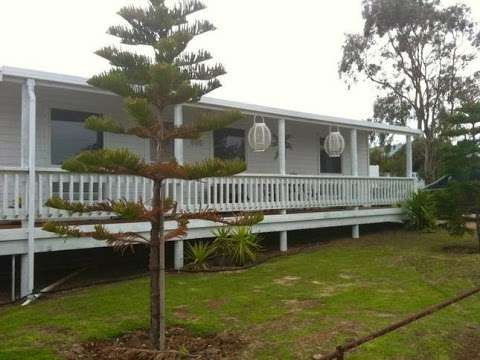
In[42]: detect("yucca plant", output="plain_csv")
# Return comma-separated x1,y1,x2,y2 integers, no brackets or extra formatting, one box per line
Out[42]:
213,226,261,266
185,241,216,270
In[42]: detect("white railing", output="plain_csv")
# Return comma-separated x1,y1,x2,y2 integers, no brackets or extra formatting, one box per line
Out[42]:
0,167,415,221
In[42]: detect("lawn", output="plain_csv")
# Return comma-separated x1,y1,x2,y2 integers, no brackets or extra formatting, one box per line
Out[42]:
1,227,480,359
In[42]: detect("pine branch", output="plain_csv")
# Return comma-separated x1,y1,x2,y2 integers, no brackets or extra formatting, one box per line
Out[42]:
85,116,126,134
192,79,222,99
88,70,145,98
124,97,156,128
165,110,242,140
178,20,215,36
45,197,149,221
42,222,149,249
183,158,247,179
175,50,212,67
171,0,207,22
154,32,193,64
144,161,188,180
62,149,147,177
95,47,151,81
182,63,226,81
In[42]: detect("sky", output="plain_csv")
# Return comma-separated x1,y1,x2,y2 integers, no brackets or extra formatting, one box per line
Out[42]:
1,0,480,121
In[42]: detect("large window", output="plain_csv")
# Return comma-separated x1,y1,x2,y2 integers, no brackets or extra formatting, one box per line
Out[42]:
320,137,342,174
214,128,245,161
51,109,103,165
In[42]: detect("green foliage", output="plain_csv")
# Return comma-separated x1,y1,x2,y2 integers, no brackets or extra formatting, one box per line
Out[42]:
442,102,480,141
403,191,437,231
439,140,480,182
85,115,126,134
183,158,247,180
213,226,262,266
340,0,480,182
185,241,216,270
62,149,145,176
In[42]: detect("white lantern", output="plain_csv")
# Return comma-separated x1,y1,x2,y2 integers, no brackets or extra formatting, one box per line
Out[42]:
248,115,272,152
324,128,345,157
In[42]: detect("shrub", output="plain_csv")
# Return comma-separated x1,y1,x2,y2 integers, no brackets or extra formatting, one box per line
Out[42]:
212,226,262,266
432,182,473,236
185,241,216,270
403,191,437,231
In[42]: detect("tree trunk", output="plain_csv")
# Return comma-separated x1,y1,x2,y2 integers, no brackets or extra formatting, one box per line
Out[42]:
424,137,436,184
149,180,166,350
476,212,480,253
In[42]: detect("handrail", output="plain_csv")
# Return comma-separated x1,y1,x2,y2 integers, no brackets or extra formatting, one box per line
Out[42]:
0,166,414,181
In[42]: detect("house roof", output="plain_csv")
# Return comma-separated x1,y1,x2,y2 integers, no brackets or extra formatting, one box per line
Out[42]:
0,65,422,136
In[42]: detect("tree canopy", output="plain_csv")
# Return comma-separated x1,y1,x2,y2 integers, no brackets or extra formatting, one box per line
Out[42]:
340,0,480,182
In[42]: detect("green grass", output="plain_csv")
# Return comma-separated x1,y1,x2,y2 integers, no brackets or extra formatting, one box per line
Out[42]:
1,228,480,359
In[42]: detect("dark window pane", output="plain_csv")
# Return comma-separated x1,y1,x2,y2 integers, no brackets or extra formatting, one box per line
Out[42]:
214,128,245,161
51,109,103,165
320,137,342,173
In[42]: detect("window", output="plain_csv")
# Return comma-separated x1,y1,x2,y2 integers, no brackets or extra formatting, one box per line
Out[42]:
51,109,103,165
214,128,245,161
320,137,342,174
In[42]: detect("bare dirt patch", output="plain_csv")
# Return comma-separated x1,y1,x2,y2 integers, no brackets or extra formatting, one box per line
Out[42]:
207,298,227,310
273,276,301,286
454,326,480,360
65,327,246,360
441,244,479,255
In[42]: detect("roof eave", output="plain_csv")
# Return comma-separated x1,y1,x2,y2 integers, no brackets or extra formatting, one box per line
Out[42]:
0,66,422,136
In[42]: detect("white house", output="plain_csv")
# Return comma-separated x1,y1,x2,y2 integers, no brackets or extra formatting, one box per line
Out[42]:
0,66,421,299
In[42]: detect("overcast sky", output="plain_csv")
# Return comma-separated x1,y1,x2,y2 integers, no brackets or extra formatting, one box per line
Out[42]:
1,0,480,121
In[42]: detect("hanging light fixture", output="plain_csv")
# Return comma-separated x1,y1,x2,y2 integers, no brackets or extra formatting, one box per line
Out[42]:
324,127,345,157
248,114,272,152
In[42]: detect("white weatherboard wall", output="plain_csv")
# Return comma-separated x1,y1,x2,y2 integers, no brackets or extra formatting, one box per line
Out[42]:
182,107,370,176
0,82,369,175
0,83,150,167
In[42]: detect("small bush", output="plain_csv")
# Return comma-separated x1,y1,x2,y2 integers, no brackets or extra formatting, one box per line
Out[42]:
185,241,216,270
213,226,262,266
403,191,437,231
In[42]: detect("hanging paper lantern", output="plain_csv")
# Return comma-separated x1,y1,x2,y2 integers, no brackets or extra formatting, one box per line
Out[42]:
324,129,345,157
248,115,272,152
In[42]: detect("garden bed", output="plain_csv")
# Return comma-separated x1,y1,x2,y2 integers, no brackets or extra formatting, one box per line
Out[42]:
65,327,245,360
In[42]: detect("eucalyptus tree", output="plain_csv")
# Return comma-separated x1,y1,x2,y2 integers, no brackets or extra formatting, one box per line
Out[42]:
42,0,262,350
339,0,480,182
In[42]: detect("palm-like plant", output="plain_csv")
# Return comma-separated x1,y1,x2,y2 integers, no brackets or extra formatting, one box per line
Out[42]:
185,241,216,270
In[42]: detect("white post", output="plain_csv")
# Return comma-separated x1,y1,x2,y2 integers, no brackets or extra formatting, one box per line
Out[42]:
278,118,286,175
406,135,413,178
11,255,16,301
350,128,358,177
20,254,29,298
174,105,184,165
173,105,184,269
350,128,360,239
278,118,288,252
20,79,36,298
174,240,184,271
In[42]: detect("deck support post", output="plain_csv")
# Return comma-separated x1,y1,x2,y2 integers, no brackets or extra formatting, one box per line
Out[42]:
350,128,360,239
174,240,184,271
20,253,29,298
11,255,16,301
20,79,36,299
406,135,413,178
278,118,288,252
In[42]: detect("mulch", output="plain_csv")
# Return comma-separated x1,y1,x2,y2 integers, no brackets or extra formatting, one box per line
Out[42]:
64,327,246,360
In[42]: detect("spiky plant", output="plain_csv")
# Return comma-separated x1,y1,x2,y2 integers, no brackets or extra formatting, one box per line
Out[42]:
41,0,263,351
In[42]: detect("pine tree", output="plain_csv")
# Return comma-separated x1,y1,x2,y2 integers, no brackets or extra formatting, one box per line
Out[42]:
42,0,263,351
